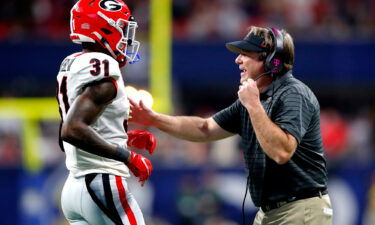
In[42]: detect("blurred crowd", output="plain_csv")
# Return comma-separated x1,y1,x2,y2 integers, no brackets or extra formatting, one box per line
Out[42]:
1,0,375,42
173,0,375,41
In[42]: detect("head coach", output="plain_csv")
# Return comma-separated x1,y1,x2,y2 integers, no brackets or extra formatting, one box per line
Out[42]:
129,25,333,225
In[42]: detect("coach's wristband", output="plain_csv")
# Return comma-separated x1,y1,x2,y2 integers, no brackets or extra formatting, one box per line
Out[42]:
115,144,131,163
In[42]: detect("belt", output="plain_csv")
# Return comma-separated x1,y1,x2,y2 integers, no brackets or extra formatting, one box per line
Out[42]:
260,189,328,213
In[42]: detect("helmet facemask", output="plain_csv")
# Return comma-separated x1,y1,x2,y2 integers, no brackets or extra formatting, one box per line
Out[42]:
97,11,140,64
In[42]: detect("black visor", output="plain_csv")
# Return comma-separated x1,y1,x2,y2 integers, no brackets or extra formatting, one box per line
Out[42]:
226,33,268,54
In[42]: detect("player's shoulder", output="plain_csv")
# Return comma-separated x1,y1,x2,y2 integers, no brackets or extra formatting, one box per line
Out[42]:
278,76,319,107
58,52,82,73
72,52,119,68
75,52,117,62
67,52,121,78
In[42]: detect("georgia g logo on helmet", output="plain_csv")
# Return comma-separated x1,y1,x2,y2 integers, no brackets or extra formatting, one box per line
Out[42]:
99,0,122,11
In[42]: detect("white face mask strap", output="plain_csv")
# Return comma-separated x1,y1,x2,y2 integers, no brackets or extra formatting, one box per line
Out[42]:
97,11,115,27
124,21,136,40
97,11,124,35
92,31,116,58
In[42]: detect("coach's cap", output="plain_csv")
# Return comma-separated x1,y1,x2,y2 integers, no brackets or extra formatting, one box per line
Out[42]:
226,33,269,54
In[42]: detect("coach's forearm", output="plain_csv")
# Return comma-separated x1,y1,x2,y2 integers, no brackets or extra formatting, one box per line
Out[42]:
151,113,213,142
246,102,296,164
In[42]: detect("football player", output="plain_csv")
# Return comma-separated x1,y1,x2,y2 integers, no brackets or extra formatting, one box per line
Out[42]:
56,0,156,224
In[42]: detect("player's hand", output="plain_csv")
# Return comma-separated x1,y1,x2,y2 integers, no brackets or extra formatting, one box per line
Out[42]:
238,78,261,110
126,152,152,186
128,98,157,126
127,130,156,154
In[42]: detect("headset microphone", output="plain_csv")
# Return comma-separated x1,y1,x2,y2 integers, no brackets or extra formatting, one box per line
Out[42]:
253,71,272,81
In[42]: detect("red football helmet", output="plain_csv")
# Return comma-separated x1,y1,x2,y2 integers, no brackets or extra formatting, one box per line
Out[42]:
70,0,140,65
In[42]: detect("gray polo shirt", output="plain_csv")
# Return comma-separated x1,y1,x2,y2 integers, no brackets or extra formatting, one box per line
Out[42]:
213,72,328,207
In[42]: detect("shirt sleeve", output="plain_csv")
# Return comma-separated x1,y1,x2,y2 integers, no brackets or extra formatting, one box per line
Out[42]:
273,92,314,143
212,100,242,134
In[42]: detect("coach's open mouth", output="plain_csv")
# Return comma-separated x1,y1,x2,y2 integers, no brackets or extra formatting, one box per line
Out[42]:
240,67,247,75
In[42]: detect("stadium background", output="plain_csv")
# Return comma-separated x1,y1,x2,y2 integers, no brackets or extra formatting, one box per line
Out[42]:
1,0,375,224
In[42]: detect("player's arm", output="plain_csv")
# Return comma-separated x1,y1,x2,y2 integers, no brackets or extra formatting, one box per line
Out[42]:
61,80,130,162
129,98,234,142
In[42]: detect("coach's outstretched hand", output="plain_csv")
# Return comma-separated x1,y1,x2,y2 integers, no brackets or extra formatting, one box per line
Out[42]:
126,152,152,186
127,130,156,154
128,98,157,127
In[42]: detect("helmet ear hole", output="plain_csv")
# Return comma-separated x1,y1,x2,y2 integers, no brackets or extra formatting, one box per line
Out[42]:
101,28,112,35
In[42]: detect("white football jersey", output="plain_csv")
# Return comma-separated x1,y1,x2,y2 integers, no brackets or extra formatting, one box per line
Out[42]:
57,52,130,178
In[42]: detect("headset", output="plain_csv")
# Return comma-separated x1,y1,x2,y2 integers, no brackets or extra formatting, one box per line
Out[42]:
241,28,284,225
265,27,284,74
253,28,284,81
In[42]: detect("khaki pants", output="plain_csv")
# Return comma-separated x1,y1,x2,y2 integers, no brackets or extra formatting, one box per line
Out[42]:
253,194,333,225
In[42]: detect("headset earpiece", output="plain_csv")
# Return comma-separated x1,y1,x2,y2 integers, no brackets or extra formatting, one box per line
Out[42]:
264,28,284,76
259,52,267,61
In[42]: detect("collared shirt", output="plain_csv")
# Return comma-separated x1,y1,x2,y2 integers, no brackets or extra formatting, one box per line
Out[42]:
213,71,328,207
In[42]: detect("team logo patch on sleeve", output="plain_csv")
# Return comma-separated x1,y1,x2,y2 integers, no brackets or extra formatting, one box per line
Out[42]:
99,0,122,11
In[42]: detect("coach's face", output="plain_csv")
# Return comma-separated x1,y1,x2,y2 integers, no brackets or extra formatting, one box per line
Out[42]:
235,51,264,84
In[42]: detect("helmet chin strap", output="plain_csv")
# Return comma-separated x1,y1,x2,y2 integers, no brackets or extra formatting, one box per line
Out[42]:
92,31,117,58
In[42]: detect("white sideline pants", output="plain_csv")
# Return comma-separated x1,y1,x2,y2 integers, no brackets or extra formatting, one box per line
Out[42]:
61,173,145,225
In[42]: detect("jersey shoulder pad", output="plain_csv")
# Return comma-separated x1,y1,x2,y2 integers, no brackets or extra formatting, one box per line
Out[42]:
69,52,121,82
58,52,83,73
67,52,122,97
70,52,121,78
